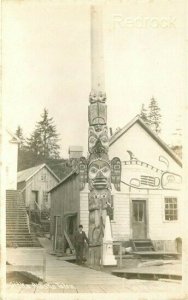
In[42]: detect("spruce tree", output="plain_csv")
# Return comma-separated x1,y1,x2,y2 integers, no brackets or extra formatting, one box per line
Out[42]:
15,126,25,150
26,109,61,160
147,97,161,134
139,104,149,125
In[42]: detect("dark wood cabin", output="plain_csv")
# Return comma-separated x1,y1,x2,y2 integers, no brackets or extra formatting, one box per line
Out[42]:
49,171,80,254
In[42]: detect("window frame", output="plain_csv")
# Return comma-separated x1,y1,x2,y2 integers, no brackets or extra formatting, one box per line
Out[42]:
43,191,48,203
164,197,178,222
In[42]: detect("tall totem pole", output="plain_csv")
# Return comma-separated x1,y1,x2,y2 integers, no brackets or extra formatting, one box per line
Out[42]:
87,6,110,265
78,6,121,266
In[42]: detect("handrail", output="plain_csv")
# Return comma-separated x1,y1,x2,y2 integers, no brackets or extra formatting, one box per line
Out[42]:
18,180,33,195
33,199,41,222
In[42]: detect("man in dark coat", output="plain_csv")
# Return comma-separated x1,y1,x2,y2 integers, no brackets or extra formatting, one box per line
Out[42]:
74,225,89,264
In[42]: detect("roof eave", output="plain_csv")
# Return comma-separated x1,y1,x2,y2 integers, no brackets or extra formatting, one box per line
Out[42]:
109,115,182,167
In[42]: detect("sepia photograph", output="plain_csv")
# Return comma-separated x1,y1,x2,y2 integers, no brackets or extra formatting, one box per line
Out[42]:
0,0,187,299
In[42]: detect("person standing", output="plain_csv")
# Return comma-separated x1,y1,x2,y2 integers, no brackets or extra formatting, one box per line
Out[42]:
74,225,89,264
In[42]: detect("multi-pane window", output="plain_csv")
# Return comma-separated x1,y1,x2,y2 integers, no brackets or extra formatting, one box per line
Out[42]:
133,202,144,222
165,197,178,221
43,191,48,202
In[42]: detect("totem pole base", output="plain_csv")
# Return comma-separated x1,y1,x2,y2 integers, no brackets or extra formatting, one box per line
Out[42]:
88,244,102,266
102,215,117,266
102,242,117,266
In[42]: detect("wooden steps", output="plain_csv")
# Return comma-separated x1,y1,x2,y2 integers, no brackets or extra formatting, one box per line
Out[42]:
130,239,155,252
6,190,41,247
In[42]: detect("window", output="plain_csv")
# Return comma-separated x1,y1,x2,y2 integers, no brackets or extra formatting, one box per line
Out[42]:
165,197,178,221
133,202,144,222
41,174,47,181
43,191,48,202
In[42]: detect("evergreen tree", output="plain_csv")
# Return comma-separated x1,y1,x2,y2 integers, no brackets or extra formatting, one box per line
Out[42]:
26,109,61,160
15,126,25,150
147,97,161,134
139,104,149,125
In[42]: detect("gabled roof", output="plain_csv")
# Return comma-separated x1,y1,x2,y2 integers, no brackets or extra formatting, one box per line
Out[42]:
109,115,182,167
48,170,79,193
17,163,60,183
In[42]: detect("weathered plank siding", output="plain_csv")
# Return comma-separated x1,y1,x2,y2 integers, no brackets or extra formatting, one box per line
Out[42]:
50,173,80,247
25,166,59,209
111,192,131,241
80,186,89,235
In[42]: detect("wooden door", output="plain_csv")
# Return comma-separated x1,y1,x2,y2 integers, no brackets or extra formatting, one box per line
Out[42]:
132,200,147,239
66,215,77,245
53,216,62,251
31,191,39,210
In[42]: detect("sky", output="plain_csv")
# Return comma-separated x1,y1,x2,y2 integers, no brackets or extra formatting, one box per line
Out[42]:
2,0,186,158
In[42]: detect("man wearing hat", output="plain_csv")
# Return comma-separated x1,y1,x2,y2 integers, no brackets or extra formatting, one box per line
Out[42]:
74,225,89,265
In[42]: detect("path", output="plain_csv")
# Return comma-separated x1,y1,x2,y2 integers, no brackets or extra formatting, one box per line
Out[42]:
6,238,183,297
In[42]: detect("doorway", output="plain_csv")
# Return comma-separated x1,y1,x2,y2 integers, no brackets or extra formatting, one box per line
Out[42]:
132,200,147,239
65,214,77,249
53,216,63,251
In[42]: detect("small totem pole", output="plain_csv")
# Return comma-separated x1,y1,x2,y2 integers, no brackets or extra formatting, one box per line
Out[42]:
78,6,122,266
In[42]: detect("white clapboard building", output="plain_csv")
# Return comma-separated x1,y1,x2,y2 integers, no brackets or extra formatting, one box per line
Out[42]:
79,116,182,252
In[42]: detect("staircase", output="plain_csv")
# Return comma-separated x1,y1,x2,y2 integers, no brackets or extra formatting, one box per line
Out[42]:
6,190,41,247
130,239,155,252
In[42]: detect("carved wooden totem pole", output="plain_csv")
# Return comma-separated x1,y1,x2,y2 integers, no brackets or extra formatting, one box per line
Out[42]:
78,6,122,265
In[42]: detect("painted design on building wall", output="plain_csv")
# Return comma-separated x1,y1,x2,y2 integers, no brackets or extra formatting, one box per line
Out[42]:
161,172,182,190
111,157,121,191
127,150,138,161
122,153,182,190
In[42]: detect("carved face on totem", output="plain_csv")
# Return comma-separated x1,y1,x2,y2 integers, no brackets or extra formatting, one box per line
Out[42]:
88,102,107,126
88,190,111,211
88,126,109,154
88,158,111,190
89,90,106,104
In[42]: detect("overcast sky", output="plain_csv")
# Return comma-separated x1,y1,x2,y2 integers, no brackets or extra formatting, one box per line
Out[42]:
2,0,186,158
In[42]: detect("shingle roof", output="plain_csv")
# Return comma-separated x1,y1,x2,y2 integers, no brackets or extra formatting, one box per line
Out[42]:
48,170,79,193
17,163,60,183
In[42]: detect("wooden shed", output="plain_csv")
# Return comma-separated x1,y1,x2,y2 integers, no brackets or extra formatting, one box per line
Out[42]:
49,170,81,253
17,163,60,211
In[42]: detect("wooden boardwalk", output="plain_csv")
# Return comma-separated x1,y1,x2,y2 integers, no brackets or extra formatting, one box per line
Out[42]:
112,261,182,280
6,240,183,296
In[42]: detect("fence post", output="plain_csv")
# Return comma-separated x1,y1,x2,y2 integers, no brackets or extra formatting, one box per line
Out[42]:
119,242,122,268
43,249,46,283
100,242,103,268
